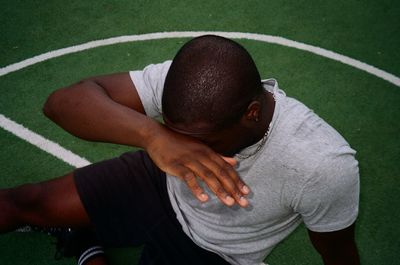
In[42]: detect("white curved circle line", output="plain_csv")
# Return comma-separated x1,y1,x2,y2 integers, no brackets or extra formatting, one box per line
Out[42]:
1,31,399,87
1,31,399,168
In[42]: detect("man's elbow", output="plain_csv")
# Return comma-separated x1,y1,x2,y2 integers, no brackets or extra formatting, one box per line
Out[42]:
42,80,86,120
43,89,61,120
43,87,76,121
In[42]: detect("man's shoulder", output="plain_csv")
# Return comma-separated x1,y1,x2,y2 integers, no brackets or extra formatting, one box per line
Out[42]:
263,94,357,182
276,94,351,153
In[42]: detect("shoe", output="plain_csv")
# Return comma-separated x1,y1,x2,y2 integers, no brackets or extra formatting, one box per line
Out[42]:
29,226,104,263
31,226,77,259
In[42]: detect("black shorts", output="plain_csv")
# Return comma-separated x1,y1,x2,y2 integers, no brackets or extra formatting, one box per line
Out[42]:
74,150,230,265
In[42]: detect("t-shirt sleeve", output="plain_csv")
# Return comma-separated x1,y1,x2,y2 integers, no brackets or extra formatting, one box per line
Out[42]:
294,150,360,232
129,60,172,118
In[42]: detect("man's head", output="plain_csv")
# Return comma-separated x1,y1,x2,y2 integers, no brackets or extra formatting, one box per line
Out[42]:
162,35,268,155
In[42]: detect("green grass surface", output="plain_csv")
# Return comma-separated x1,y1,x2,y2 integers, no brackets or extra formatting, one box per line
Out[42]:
1,1,399,264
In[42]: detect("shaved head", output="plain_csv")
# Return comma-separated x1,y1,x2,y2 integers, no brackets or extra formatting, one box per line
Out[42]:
162,35,263,133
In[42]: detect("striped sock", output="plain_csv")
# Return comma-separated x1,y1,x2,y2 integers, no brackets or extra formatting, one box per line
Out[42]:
77,246,105,265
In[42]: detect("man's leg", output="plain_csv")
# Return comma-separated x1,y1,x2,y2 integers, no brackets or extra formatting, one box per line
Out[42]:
0,173,106,264
73,150,230,264
0,172,90,232
0,151,153,264
1,150,230,264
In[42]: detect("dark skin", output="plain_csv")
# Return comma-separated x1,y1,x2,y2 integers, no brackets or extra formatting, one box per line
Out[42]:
0,72,359,264
42,73,249,207
161,89,275,205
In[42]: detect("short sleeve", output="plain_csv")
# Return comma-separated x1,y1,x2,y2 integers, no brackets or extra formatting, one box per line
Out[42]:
129,60,172,118
294,151,360,232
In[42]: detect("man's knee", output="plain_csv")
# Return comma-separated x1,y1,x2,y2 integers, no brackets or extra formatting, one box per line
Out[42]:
11,183,46,213
0,183,47,231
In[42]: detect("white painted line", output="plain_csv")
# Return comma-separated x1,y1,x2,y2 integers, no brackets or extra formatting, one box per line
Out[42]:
0,114,90,168
1,31,399,87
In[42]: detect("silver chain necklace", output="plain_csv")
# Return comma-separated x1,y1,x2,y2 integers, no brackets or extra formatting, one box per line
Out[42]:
235,123,271,160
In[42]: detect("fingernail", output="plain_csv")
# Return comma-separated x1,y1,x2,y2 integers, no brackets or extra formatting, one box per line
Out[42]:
199,193,208,201
239,196,249,207
226,196,235,205
242,185,250,194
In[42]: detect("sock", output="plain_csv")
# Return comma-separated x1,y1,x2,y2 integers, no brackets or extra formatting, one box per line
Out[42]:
77,245,105,265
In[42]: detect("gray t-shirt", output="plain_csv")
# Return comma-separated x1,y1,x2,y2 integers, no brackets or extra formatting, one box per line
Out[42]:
130,61,360,265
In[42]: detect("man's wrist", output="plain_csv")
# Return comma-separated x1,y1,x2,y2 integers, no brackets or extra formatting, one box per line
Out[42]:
137,118,165,150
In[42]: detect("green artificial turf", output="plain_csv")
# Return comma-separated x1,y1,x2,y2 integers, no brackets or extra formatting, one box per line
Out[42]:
1,1,399,264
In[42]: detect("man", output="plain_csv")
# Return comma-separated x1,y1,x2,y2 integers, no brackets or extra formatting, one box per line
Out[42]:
0,35,360,264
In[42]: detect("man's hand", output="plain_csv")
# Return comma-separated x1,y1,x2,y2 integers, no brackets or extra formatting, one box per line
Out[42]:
44,73,249,207
144,124,250,207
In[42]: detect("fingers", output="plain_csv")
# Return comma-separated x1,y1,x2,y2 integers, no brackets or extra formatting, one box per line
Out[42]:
220,156,250,195
170,163,209,202
221,156,237,167
170,157,249,207
146,129,250,207
187,160,237,206
186,154,250,207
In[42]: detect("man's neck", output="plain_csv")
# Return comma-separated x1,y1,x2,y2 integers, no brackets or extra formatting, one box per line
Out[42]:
257,90,275,140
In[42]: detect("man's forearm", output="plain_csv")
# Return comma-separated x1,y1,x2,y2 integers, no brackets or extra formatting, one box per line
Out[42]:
43,80,159,148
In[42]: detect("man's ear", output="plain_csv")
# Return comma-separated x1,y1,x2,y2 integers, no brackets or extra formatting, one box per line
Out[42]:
245,101,262,122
